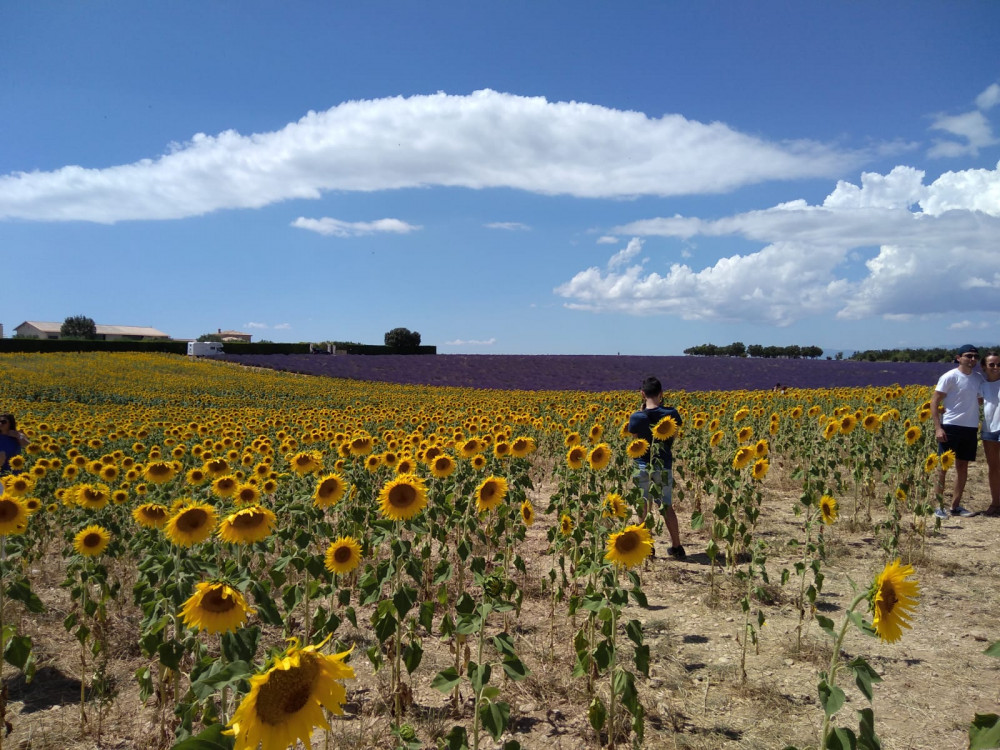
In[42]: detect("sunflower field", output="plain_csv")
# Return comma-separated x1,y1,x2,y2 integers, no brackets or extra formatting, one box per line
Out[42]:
1,352,998,750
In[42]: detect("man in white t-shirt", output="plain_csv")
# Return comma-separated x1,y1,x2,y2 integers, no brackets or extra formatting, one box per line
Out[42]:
931,344,983,518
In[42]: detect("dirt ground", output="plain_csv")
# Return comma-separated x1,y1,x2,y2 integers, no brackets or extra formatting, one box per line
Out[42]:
6,456,1000,750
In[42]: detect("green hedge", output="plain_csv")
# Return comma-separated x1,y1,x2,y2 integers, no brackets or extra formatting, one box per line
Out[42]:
217,342,311,355
0,339,188,354
330,343,437,355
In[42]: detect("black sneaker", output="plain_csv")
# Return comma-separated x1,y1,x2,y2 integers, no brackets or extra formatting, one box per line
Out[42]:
667,545,686,561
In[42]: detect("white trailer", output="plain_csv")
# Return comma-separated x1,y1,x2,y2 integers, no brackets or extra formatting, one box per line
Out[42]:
187,341,223,357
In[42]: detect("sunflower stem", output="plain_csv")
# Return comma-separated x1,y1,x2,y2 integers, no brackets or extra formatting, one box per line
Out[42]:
819,589,868,749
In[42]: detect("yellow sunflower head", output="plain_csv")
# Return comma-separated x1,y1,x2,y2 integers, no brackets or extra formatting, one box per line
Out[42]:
587,444,611,471
905,425,922,446
324,536,363,574
2,474,34,498
733,407,750,423
732,446,754,470
76,482,111,510
737,426,754,443
493,441,511,459
143,461,178,484
211,475,239,498
605,524,653,568
923,453,938,474
218,506,276,544
133,503,169,529
180,581,254,634
751,458,770,481
470,454,487,470
652,416,678,441
510,437,536,458
564,432,581,448
566,446,586,470
226,639,355,750
602,493,628,519
74,524,111,557
823,420,840,440
754,439,769,457
165,503,218,547
520,500,535,527
203,458,230,478
819,495,838,524
869,559,919,643
233,482,262,506
313,473,348,508
430,454,456,479
186,468,209,486
862,414,882,432
475,476,508,513
709,430,725,448
378,475,429,521
0,496,29,536
626,439,650,459
939,449,956,472
559,514,573,536
839,415,858,435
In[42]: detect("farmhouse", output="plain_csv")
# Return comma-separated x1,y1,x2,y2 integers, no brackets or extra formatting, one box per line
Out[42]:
14,321,170,341
213,328,252,343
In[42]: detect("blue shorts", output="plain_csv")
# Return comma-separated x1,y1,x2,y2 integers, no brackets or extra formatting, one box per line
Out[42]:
982,429,1000,443
635,464,674,507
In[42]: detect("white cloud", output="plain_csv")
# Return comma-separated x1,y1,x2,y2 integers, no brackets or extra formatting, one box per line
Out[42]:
291,217,421,237
274,323,291,330
556,162,1000,324
607,237,644,269
596,236,618,244
0,90,863,223
444,337,497,346
948,320,991,330
244,321,293,330
245,322,269,329
485,221,530,231
976,83,1000,111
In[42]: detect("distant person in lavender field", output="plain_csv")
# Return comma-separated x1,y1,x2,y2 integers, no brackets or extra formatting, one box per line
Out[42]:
978,351,1000,517
931,345,983,519
628,376,685,560
0,414,29,475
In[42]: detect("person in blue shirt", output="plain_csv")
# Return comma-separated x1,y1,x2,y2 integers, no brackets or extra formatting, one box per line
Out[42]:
0,414,29,475
627,376,685,560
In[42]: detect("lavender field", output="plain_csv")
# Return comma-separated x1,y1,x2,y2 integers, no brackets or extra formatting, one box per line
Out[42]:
220,353,955,391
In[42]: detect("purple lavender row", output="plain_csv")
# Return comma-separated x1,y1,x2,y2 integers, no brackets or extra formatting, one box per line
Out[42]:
216,354,953,393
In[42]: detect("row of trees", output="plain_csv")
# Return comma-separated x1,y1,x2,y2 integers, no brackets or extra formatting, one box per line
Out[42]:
683,342,825,359
849,347,998,363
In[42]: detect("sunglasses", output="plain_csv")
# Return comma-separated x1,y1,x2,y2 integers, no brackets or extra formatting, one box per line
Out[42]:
961,353,979,359
987,363,1000,369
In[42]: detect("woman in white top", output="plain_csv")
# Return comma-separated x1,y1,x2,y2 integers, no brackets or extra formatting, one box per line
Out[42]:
978,351,1000,516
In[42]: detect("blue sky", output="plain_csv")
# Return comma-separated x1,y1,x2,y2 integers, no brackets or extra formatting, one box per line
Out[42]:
2,2,999,355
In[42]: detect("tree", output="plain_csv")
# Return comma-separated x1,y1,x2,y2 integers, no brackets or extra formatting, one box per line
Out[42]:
60,315,97,339
384,327,421,351
197,333,224,343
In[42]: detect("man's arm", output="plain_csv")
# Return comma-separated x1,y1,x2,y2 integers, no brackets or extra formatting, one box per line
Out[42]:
930,389,946,443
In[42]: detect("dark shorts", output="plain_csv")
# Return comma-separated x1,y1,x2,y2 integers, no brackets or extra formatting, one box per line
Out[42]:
939,424,978,462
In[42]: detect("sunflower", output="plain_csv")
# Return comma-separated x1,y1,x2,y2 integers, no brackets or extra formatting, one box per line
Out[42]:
732,446,754,470
395,457,418,475
430,454,456,479
378,475,429,521
203,458,230,478
233,482,262,506
559,514,573,535
822,420,840,440
819,495,839,525
76,482,111,510
588,424,604,443
218,506,276,544
226,638,355,750
313,473,348,508
457,438,483,458
605,524,653,568
133,503,169,529
709,430,725,448
869,559,920,643
186,468,209,486
510,437,536,458
289,451,324,476
862,414,882,432
0,497,29,536
23,497,42,514
602,493,628,519
165,503,218,547
348,435,374,456
587,444,611,471
180,581,253,634
470,454,487,470
751,458,770,481
626,439,649,459
144,461,178,484
475,476,508,513
324,536,363,574
904,425,922,446
212,474,239,499
923,453,938,474
74,524,111,557
566,446,587,470
651,416,678,441
733,407,750,423
493,441,511,459
736,426,754,443
939,449,956,472
111,489,129,505
564,432,581,448
894,487,908,505
520,499,535,526
839,415,858,435
1,475,33,498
